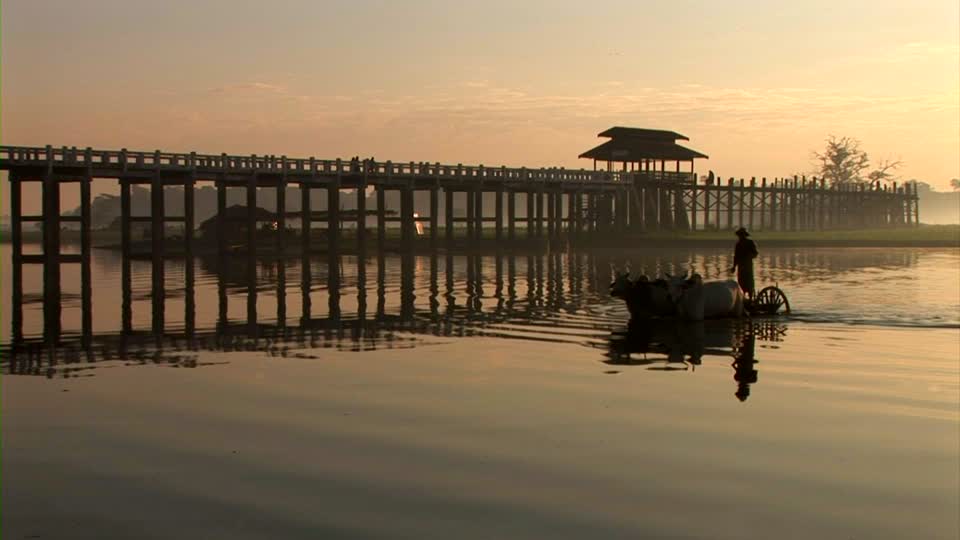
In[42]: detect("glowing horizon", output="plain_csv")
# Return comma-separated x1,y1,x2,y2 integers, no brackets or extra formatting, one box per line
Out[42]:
2,0,957,213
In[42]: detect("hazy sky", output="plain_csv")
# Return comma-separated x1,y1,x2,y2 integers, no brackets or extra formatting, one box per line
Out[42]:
2,0,958,212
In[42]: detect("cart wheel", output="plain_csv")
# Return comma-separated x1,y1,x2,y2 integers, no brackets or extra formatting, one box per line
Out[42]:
754,286,791,315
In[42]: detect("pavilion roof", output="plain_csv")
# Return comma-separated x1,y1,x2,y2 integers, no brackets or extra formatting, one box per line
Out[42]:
596,127,689,141
578,139,708,162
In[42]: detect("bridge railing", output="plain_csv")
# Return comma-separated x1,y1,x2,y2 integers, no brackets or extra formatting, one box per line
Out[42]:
1,145,699,185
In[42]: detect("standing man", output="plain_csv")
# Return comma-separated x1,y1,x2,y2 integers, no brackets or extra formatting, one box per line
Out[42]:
730,227,758,300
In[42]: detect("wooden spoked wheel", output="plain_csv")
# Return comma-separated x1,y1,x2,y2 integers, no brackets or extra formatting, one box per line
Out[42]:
753,286,791,315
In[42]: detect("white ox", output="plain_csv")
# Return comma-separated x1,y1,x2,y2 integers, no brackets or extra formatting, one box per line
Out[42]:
666,273,746,321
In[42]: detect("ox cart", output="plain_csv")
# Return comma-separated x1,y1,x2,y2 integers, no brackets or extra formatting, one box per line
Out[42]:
609,273,792,319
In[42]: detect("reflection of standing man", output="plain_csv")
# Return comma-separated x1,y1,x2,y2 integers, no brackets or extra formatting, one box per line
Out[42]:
730,227,758,300
732,330,758,402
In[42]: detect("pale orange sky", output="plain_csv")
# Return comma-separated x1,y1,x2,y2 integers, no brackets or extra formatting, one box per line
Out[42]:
2,0,958,213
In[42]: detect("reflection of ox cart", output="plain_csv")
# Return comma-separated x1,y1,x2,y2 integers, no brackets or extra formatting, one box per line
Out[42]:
746,286,791,316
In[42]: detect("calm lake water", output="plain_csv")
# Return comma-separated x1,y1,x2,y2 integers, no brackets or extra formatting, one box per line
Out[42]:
2,243,959,539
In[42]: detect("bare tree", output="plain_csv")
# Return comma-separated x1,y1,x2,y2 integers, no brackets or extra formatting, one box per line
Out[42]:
813,135,871,186
867,158,903,185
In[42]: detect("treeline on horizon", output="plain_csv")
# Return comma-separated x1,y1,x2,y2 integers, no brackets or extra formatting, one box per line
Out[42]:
56,183,956,230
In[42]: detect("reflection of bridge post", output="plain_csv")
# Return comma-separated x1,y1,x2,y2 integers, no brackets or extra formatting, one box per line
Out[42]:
377,253,387,318
494,253,504,312
507,254,517,310
328,253,341,327
277,261,287,329
444,253,455,316
401,253,415,322
429,253,439,317
301,255,312,324
358,254,368,322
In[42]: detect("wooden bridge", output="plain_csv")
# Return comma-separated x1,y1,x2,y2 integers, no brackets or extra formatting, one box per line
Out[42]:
0,143,920,331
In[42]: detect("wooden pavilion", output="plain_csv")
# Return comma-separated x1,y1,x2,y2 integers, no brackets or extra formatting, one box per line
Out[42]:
578,127,708,178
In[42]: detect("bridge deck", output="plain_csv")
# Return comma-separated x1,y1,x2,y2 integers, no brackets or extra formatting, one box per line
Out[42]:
1,144,671,190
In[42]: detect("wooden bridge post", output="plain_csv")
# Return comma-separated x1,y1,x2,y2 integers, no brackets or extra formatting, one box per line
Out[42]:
445,188,455,244
41,146,61,341
759,178,767,230
789,177,798,231
508,190,516,240
152,151,166,336
400,184,414,250
771,179,779,231
216,176,230,260
430,186,439,250
81,165,93,342
557,190,566,236
566,192,575,237
303,160,314,256
357,161,368,253
526,190,535,239
726,178,734,230
185,158,196,258
778,180,788,231
748,178,756,230
246,169,257,259
329,167,341,254
377,182,387,250
690,181,699,231
495,186,504,242
714,178,722,230
10,170,23,342
475,188,484,241
702,180,711,230
673,183,686,231
117,175,131,335
466,188,475,240
816,178,825,230
278,158,288,255
536,189,545,237
737,178,745,229
545,191,555,238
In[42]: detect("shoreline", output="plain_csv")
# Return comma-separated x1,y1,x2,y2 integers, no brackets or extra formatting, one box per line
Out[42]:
1,225,957,250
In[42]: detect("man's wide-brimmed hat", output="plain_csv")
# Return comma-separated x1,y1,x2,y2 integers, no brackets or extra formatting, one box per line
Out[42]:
735,227,750,237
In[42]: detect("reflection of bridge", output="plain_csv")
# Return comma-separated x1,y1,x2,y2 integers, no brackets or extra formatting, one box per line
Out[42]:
4,245,786,399
4,250,615,376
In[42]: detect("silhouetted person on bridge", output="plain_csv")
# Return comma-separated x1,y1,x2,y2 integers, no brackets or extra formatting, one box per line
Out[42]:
730,227,758,300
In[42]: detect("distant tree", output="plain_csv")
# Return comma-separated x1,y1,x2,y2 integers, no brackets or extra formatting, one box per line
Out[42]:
951,178,960,191
813,136,871,186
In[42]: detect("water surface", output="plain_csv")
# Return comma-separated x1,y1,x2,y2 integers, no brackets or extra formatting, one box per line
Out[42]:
2,244,958,539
